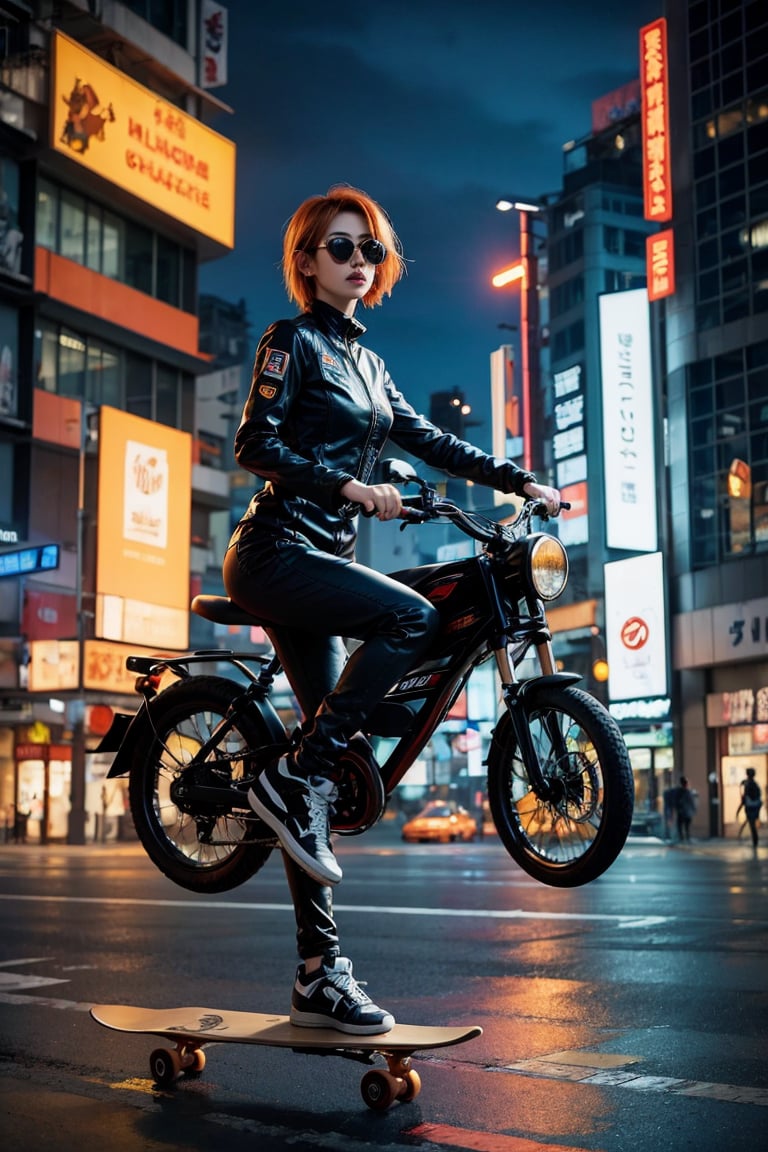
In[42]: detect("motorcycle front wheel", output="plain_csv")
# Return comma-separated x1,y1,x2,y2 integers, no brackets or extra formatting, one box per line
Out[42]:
487,684,634,887
129,676,280,893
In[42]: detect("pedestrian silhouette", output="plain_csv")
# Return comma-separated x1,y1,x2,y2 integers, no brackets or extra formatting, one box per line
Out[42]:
674,776,697,842
736,767,762,850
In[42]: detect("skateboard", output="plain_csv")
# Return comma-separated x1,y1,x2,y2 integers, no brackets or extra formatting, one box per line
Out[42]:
90,1003,482,1110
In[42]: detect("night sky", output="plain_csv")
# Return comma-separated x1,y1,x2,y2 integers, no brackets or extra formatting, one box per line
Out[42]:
199,0,660,447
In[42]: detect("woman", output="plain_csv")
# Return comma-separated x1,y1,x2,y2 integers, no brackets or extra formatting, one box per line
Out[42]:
224,185,560,1034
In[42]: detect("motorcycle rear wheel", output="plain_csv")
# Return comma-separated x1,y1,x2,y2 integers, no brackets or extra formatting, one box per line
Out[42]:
129,676,280,893
487,684,634,887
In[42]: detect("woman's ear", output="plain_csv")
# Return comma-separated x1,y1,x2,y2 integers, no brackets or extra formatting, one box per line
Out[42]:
296,251,314,277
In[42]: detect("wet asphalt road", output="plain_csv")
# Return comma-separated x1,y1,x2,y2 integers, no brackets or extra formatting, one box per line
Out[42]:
1,822,766,1151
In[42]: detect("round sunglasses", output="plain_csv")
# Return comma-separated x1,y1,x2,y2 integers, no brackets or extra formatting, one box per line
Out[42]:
314,237,387,265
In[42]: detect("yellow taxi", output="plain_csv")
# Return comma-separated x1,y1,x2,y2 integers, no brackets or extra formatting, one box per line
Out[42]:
401,800,478,844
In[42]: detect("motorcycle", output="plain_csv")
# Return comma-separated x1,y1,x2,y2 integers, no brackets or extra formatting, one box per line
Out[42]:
96,459,634,894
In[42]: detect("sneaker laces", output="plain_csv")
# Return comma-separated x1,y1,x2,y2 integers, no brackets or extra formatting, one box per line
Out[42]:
305,784,333,840
326,967,372,1006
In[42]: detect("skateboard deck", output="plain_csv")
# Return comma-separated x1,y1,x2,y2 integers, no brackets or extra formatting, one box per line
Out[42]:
90,1004,482,1110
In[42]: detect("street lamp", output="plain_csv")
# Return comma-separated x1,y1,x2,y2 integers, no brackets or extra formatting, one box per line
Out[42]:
491,197,547,474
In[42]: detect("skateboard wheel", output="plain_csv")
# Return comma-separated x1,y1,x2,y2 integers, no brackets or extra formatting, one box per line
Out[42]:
149,1047,182,1086
189,1048,206,1074
401,1069,421,1101
360,1069,398,1111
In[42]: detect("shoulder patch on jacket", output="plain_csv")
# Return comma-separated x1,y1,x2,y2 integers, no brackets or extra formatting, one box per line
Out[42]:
262,348,290,381
258,382,278,399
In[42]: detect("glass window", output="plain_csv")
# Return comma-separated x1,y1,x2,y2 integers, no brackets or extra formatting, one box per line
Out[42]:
60,190,86,264
696,175,717,207
125,352,152,419
720,193,746,228
696,207,718,239
0,303,19,419
723,291,750,323
0,439,13,524
100,344,121,407
125,220,153,295
722,257,747,292
102,212,122,280
58,328,86,397
155,364,179,427
604,226,620,254
714,347,744,382
697,300,720,330
34,323,58,392
719,165,745,197
181,247,196,312
156,235,180,307
718,132,744,166
36,179,58,250
85,203,101,272
85,340,122,407
698,269,720,300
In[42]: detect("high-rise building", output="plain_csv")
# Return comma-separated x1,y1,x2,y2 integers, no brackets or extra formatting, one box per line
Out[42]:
0,1,236,842
663,0,768,835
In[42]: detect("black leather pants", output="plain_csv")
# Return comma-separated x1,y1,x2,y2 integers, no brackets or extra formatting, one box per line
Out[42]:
223,534,440,959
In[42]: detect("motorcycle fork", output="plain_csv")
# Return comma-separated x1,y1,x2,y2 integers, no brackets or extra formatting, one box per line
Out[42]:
494,638,559,800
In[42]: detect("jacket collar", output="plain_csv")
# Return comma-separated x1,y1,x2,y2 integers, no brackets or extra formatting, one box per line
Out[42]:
310,298,366,343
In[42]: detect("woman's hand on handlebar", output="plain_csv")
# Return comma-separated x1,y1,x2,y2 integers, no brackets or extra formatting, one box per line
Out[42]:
522,480,562,517
341,478,403,521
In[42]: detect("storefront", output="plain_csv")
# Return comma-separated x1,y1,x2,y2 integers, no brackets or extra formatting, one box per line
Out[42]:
706,687,768,838
14,741,71,843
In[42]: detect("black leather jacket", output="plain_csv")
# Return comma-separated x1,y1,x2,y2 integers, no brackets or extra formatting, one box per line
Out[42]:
231,299,535,557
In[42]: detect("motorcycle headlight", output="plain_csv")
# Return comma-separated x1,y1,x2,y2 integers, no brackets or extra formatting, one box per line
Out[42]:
529,535,568,600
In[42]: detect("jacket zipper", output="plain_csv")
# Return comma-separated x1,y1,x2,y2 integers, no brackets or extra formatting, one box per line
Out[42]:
344,335,380,483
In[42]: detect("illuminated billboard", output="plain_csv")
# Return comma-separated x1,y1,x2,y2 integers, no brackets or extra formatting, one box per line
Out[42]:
647,229,675,301
491,345,524,505
96,407,191,650
604,552,668,702
640,18,672,223
51,32,235,248
599,289,657,552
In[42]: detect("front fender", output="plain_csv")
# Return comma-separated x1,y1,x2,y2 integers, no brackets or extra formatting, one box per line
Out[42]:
515,672,581,700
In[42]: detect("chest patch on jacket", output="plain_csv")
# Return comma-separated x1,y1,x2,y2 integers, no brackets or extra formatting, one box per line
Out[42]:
262,348,290,380
321,352,340,369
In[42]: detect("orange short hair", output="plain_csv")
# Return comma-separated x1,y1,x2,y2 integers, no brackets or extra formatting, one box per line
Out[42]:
283,185,406,312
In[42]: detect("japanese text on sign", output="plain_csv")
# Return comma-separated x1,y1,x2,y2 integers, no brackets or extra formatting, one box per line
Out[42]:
640,19,672,223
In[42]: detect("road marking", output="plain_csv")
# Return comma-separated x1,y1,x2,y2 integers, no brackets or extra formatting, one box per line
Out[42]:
498,1053,768,1107
3,989,766,1115
408,1123,602,1151
0,893,668,927
0,991,90,1010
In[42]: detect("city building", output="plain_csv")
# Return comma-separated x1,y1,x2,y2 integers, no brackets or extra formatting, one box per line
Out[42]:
663,0,768,835
495,0,768,837
0,0,236,843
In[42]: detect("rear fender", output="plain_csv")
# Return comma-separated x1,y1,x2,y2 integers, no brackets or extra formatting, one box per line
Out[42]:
95,707,153,778
99,689,287,779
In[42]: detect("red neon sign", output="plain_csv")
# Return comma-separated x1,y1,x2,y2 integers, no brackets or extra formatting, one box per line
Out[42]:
647,228,675,301
640,18,672,223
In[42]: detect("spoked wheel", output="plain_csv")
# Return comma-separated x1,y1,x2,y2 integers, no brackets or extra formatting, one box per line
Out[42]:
129,677,281,893
488,684,634,887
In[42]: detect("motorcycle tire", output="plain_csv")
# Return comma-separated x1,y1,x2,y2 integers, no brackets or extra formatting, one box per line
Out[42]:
487,683,634,887
129,676,280,893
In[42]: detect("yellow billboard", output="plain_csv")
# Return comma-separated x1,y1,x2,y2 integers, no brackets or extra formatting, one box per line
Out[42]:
51,31,235,248
96,407,191,650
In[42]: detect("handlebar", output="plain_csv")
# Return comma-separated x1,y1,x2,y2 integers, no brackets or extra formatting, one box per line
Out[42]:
358,492,570,544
